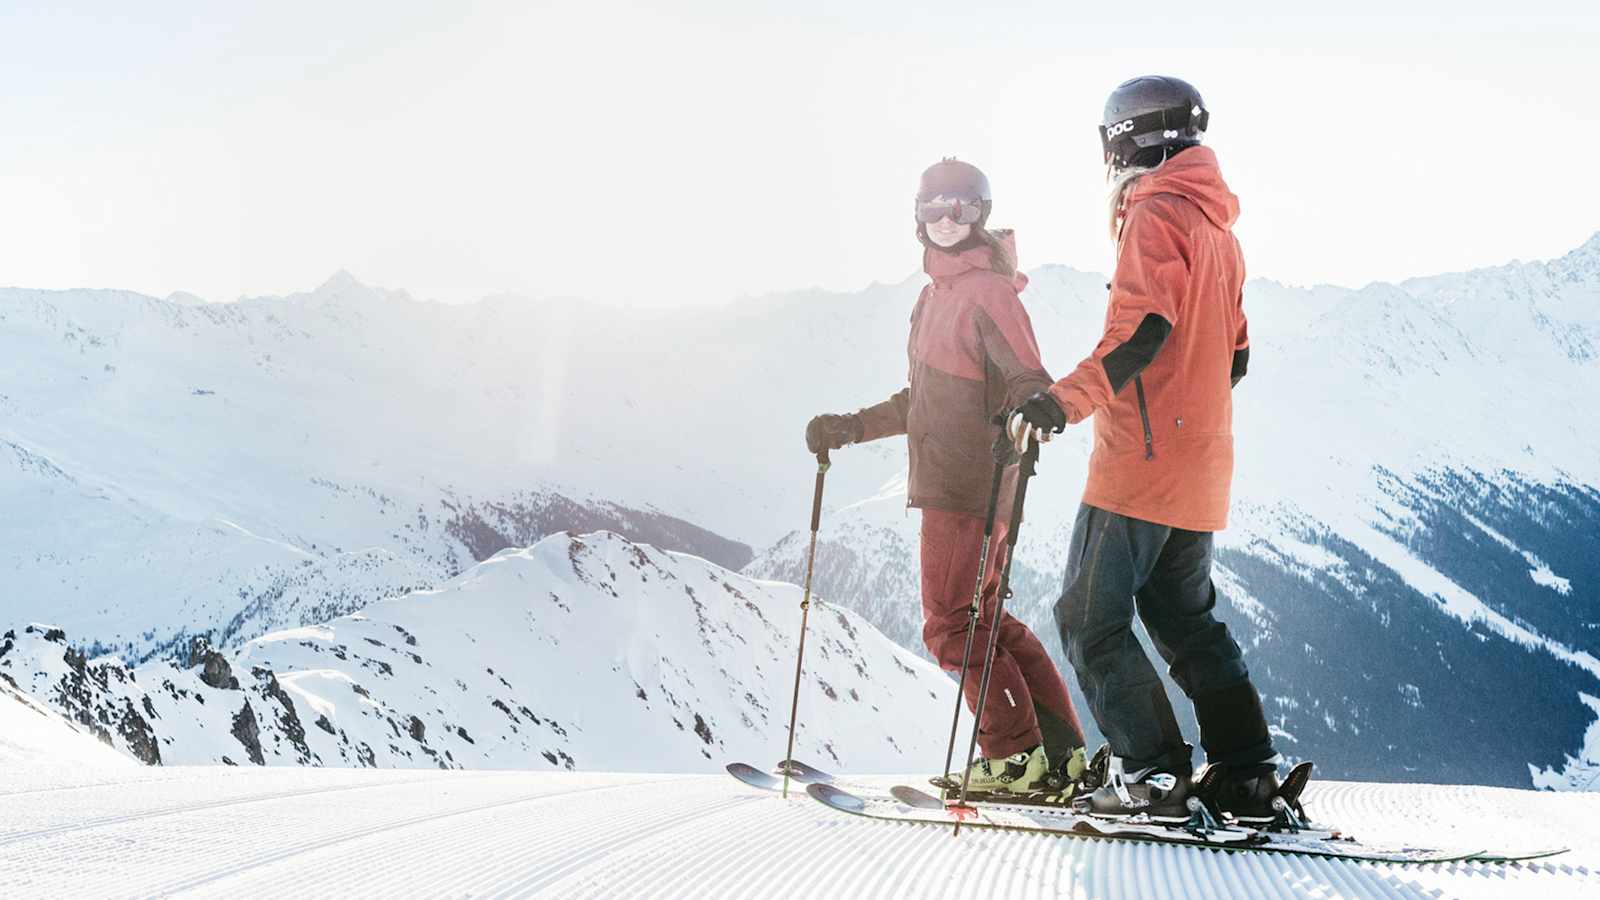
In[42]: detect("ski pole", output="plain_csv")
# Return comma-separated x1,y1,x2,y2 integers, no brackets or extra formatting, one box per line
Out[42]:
952,433,1040,835
936,457,1007,791
781,448,830,799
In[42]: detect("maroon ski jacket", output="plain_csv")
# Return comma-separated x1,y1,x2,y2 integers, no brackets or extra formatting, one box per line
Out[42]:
857,233,1053,517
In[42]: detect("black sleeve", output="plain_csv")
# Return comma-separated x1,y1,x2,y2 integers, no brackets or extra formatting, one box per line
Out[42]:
1100,313,1173,394
1230,347,1250,388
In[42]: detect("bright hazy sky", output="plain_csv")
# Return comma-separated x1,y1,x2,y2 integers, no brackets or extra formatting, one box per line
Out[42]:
2,1,1597,306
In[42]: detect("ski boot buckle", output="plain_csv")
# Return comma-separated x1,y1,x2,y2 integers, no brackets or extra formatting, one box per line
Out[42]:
1182,797,1223,837
1267,796,1307,834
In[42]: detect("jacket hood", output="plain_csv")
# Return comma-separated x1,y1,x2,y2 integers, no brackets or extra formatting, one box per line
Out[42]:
924,228,1029,292
1126,146,1239,231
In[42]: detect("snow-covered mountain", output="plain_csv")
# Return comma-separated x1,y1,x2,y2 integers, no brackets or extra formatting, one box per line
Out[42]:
749,233,1600,790
0,659,135,770
6,232,1598,789
0,277,750,661
0,531,959,773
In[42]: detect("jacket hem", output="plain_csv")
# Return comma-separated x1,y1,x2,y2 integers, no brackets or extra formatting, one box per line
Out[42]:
1079,491,1227,534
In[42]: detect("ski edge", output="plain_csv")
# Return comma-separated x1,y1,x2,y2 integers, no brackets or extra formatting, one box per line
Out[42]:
1464,847,1570,863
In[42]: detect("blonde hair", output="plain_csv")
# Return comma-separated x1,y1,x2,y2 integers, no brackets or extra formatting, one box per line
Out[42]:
976,226,1016,277
1107,165,1154,241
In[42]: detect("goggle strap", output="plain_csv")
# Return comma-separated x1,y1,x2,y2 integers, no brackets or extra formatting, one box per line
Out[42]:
1098,105,1209,152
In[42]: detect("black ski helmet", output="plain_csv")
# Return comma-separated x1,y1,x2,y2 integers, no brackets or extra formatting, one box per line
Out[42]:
1099,76,1209,169
916,158,992,227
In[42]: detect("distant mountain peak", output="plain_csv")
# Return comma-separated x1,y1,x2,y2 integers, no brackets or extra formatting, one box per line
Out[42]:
1572,230,1600,260
1550,230,1600,280
164,290,208,307
316,270,365,295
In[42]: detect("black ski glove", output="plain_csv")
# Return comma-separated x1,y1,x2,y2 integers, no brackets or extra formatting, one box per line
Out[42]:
1015,391,1068,435
805,413,863,454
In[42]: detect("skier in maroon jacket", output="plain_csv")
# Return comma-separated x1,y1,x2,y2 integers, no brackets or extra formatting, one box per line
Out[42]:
806,159,1087,793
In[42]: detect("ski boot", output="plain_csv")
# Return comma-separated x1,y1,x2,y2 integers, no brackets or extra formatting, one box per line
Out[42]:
1035,745,1095,802
1072,754,1194,822
943,744,1049,795
1194,760,1313,830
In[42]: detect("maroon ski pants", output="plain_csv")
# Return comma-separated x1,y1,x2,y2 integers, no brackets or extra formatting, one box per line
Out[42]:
920,507,1082,759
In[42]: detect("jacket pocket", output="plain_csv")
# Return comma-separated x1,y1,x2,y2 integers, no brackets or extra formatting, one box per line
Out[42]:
1133,376,1155,460
916,431,981,499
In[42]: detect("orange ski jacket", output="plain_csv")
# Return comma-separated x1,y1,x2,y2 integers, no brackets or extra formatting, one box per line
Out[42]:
1047,147,1250,532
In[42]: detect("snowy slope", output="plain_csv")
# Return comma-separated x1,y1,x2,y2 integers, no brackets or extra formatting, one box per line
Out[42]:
0,765,1595,899
0,665,134,770
1,532,960,774
0,279,749,660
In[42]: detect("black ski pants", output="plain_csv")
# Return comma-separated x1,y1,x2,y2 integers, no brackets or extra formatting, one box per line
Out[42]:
1053,504,1275,773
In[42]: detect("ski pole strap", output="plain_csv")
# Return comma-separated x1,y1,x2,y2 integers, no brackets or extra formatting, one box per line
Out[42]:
1017,435,1040,479
1004,438,1040,547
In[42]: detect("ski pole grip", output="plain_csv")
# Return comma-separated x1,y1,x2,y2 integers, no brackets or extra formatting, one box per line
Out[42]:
809,451,830,533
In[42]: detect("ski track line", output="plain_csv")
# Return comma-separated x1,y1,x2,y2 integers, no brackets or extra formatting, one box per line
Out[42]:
1311,780,1598,866
439,792,705,898
174,777,727,899
149,777,681,898
0,767,199,799
0,772,451,847
411,779,739,898
548,793,856,900
628,795,826,900
484,796,755,899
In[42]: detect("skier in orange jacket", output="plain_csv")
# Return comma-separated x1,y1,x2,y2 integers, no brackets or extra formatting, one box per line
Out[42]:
1014,76,1282,822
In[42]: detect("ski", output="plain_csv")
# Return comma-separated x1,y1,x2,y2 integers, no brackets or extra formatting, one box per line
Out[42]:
821,783,1259,850
813,783,1486,865
724,759,887,797
1463,846,1570,863
725,762,792,792
769,758,836,785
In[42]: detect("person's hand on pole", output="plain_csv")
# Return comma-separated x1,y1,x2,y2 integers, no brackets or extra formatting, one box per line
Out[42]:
1009,391,1067,454
805,414,863,455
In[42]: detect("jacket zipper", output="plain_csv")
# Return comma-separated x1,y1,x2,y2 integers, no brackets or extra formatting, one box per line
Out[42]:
1134,375,1154,460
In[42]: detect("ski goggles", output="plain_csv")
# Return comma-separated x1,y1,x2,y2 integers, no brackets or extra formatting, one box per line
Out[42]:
915,198,983,225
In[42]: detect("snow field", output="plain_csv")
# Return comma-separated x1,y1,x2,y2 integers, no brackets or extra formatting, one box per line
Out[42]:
0,765,1595,899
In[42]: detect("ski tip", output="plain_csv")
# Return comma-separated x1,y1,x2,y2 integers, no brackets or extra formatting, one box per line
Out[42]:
890,785,946,810
726,761,783,792
776,759,834,785
806,782,866,813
